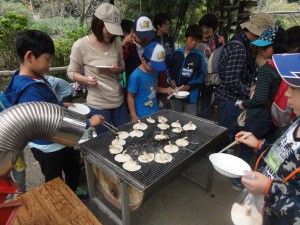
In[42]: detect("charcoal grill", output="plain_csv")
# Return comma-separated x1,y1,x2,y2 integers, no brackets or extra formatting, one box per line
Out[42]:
78,109,227,225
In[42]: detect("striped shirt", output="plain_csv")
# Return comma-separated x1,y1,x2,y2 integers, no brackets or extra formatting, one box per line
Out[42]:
242,63,281,120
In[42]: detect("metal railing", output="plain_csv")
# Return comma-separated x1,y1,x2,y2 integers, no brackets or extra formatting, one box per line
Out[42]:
0,66,68,77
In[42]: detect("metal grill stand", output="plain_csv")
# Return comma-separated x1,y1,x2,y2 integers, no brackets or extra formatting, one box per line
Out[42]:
79,110,227,225
84,157,130,225
84,155,214,225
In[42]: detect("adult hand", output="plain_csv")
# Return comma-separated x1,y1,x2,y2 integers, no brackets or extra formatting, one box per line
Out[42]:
111,64,120,74
89,115,104,127
235,131,259,149
86,76,98,87
241,172,271,195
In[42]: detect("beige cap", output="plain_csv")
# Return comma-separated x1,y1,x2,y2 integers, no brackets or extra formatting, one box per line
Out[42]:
94,3,123,36
240,12,275,36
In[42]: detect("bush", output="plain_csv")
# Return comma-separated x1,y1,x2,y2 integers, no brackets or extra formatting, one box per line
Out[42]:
0,13,29,70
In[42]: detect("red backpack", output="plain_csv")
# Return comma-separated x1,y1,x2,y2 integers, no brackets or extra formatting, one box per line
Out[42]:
268,61,295,127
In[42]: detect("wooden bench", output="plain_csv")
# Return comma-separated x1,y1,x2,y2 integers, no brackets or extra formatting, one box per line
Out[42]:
12,178,102,225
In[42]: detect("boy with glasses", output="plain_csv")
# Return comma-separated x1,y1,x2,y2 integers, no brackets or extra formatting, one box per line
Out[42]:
198,14,225,119
153,12,175,110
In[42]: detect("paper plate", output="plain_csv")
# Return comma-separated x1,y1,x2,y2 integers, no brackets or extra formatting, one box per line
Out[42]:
173,91,190,99
209,153,251,178
68,103,90,115
95,65,114,68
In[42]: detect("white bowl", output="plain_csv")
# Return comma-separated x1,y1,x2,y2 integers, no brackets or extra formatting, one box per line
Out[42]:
173,91,190,99
209,153,251,178
68,103,90,115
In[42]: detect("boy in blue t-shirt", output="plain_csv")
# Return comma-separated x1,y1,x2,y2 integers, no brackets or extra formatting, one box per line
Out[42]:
127,42,174,121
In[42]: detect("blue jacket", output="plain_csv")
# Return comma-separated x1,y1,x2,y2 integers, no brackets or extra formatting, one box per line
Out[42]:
167,47,205,103
4,70,61,146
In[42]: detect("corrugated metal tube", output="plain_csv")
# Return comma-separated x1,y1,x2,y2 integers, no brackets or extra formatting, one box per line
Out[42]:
0,102,87,177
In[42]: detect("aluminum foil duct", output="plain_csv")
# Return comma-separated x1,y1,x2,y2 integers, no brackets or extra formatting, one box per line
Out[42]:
0,102,87,177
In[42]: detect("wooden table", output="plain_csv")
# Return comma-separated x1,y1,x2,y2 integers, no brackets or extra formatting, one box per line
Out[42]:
12,178,102,225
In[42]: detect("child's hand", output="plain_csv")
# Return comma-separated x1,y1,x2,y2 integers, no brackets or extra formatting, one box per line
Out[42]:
63,102,74,108
168,87,176,95
241,172,271,195
89,115,104,127
238,102,244,110
235,131,258,148
131,115,139,122
122,35,133,46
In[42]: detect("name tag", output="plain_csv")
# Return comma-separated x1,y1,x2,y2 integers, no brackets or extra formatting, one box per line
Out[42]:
182,68,193,78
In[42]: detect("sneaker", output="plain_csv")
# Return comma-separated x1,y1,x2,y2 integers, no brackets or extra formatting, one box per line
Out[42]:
231,179,244,192
76,187,89,201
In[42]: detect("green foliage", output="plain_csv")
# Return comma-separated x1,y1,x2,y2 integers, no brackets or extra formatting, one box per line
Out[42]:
0,0,32,18
52,27,88,68
0,12,29,70
30,17,86,36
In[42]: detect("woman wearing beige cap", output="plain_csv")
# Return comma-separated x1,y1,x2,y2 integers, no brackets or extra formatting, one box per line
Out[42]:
67,3,129,135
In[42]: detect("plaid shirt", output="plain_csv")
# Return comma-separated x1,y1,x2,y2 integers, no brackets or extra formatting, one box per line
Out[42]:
214,32,252,101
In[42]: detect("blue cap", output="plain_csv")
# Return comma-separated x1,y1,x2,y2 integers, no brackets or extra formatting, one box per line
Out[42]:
143,42,166,71
252,26,287,47
273,53,300,88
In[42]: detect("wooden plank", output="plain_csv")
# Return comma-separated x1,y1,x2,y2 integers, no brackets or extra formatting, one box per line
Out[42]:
13,178,102,225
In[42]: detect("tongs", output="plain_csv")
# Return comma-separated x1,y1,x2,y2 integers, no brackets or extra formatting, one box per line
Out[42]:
219,132,252,153
167,85,184,100
103,121,118,135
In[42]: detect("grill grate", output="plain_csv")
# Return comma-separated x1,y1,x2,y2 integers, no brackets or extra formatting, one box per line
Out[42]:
79,110,226,192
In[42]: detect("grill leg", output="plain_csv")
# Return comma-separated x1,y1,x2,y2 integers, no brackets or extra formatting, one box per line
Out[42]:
84,156,130,225
181,156,214,193
120,181,130,225
84,157,96,199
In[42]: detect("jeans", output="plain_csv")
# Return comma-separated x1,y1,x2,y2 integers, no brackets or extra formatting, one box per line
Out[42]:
215,99,241,149
90,101,130,135
200,84,214,119
240,118,277,166
170,99,197,116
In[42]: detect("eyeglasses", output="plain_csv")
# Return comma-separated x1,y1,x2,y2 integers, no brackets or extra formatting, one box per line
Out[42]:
201,25,212,31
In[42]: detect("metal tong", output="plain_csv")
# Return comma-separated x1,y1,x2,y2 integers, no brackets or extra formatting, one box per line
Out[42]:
167,85,184,100
103,121,118,135
219,132,252,153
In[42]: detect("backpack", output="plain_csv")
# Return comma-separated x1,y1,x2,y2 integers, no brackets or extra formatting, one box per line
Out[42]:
0,92,8,112
268,61,295,127
205,40,244,86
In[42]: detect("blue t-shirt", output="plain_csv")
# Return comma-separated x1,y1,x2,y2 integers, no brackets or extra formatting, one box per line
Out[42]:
128,68,159,118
